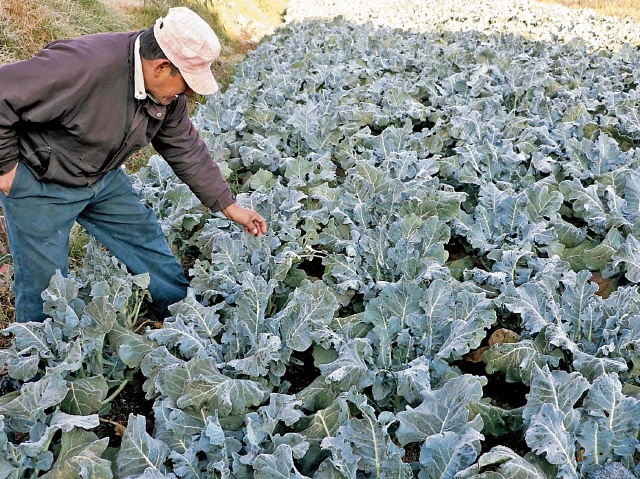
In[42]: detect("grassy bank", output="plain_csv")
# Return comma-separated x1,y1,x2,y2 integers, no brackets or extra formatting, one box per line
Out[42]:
0,0,131,62
0,0,287,87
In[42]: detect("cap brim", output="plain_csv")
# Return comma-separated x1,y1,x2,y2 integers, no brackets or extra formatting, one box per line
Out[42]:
182,69,219,95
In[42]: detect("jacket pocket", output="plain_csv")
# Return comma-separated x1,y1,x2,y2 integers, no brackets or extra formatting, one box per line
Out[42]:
19,136,51,178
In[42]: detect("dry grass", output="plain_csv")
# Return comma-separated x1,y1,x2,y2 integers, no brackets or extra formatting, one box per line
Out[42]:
0,266,14,331
0,0,131,61
125,144,159,174
538,0,640,21
0,216,13,329
206,0,288,43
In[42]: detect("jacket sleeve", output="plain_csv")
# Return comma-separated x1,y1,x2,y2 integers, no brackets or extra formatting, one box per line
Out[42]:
151,95,235,212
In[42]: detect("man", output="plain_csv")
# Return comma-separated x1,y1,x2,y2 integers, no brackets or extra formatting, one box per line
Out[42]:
0,7,266,323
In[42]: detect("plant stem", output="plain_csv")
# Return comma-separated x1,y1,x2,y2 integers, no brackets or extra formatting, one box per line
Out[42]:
134,319,158,334
103,367,140,404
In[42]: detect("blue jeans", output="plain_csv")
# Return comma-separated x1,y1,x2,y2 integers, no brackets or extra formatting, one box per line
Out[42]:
0,163,189,322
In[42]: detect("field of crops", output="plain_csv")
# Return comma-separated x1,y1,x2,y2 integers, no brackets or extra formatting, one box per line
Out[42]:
2,0,640,478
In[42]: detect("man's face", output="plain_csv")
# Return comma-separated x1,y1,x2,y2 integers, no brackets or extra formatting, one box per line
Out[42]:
145,61,194,105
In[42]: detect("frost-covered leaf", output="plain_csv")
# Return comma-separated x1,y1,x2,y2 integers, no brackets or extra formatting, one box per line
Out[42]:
0,373,69,432
319,339,375,392
167,291,224,339
276,280,339,352
559,179,608,234
116,414,170,478
396,375,485,446
300,397,348,443
177,362,268,416
418,429,483,479
583,228,624,271
396,356,431,404
61,376,109,416
41,429,111,479
523,365,588,424
148,317,209,360
108,323,156,368
525,404,579,479
81,295,117,335
483,335,561,386
228,333,282,377
466,446,558,479
234,271,275,341
253,444,310,479
501,282,558,334
525,183,563,222
581,372,640,459
321,390,411,478
612,234,640,283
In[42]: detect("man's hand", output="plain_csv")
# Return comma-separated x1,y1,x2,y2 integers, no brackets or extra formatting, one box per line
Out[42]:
0,164,18,196
221,203,267,237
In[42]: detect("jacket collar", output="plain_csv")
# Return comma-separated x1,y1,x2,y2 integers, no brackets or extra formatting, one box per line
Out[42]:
134,35,147,100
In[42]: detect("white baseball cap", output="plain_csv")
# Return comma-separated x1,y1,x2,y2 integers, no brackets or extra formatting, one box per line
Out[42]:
154,7,221,95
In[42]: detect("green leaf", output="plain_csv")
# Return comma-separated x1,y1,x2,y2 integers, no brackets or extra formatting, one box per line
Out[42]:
483,336,561,386
276,280,339,352
41,429,111,479
525,404,579,479
523,365,588,424
469,401,525,438
471,446,558,479
299,398,348,443
116,414,170,478
107,323,156,368
177,363,268,417
396,375,485,446
61,376,109,416
612,234,640,283
318,339,375,392
419,429,483,479
253,444,310,479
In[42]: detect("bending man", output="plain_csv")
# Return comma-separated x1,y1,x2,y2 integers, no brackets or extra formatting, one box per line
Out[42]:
0,7,266,322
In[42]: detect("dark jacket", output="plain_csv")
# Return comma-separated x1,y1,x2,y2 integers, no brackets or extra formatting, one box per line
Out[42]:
0,31,234,211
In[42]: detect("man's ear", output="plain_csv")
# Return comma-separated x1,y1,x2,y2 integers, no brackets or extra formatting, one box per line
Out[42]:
153,59,172,77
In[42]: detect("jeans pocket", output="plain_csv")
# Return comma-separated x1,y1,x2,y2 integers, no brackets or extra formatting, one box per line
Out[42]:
4,163,24,198
5,163,41,199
